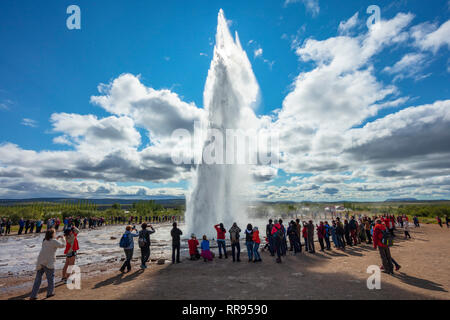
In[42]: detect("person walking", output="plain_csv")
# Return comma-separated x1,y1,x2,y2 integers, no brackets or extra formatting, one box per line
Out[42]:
436,216,443,228
30,229,66,300
373,219,394,274
413,216,420,228
403,218,411,239
307,220,315,253
214,223,228,259
252,227,262,262
245,224,254,262
119,225,139,273
229,223,241,262
170,222,183,264
138,223,155,269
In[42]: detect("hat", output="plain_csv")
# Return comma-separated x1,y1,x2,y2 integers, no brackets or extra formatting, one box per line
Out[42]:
191,233,196,238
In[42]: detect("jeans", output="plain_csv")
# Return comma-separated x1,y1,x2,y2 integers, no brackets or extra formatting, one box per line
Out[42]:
324,236,331,250
217,239,227,258
303,237,308,251
30,266,55,298
18,226,23,235
253,243,261,261
231,242,240,261
246,241,254,260
172,243,180,263
120,248,133,271
331,234,338,247
141,246,150,266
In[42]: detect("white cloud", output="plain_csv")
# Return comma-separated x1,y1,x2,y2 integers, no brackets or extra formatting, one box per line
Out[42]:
254,47,263,58
383,53,429,81
412,20,450,53
338,12,359,35
21,118,38,128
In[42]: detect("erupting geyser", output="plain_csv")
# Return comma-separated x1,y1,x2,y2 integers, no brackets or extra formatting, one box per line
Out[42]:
185,9,260,237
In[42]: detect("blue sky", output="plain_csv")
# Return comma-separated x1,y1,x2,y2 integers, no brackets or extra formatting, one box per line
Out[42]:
0,0,449,201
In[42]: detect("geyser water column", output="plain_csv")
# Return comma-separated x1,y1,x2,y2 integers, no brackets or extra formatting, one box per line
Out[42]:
185,9,260,237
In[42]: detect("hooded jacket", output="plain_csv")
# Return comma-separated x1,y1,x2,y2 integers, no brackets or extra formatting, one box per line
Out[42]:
373,223,387,249
252,229,261,244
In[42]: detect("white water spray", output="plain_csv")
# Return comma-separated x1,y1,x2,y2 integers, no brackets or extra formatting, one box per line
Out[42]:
185,9,260,237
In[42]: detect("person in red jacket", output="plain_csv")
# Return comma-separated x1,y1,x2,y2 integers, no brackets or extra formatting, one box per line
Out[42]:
188,234,200,260
316,222,326,251
373,220,394,274
271,220,283,263
302,224,309,252
252,227,262,262
214,223,228,259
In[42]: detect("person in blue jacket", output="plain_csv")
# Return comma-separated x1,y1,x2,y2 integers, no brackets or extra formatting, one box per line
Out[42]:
18,218,25,235
119,225,139,273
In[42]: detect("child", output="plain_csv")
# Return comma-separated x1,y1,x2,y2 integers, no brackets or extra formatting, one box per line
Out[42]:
201,235,213,262
188,234,200,260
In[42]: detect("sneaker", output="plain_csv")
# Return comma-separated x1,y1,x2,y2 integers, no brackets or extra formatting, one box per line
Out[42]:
46,294,55,299
395,265,401,271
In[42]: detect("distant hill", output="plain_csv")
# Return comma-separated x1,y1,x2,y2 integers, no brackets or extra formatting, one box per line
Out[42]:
0,197,185,207
384,198,418,202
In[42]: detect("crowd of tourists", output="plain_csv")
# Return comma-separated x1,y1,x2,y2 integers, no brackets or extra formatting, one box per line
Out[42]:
26,212,448,299
0,215,182,236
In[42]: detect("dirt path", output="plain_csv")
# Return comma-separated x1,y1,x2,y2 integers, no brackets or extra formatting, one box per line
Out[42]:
2,224,449,300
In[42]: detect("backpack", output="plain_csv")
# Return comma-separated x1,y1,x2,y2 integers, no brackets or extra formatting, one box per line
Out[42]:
138,231,148,248
119,233,132,248
273,226,284,241
381,229,393,247
230,231,238,244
